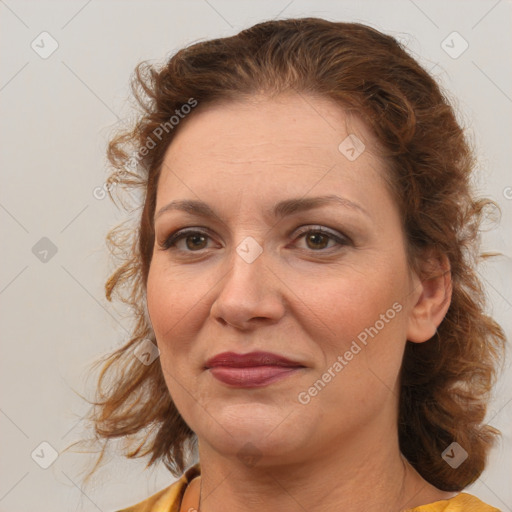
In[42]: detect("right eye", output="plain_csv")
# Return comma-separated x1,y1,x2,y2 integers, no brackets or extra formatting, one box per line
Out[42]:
162,229,215,252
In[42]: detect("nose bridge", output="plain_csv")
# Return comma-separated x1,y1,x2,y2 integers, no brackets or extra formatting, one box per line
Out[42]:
210,232,285,327
222,234,268,299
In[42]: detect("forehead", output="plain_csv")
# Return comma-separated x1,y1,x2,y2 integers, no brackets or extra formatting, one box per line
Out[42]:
157,93,392,220
166,92,373,163
159,92,385,188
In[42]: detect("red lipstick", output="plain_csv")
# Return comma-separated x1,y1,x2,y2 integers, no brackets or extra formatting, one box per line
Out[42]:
204,351,305,388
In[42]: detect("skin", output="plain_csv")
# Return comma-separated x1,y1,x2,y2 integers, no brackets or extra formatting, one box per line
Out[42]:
146,92,453,512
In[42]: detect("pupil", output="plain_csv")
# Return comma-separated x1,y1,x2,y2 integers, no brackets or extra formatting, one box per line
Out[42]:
308,233,327,249
187,235,206,250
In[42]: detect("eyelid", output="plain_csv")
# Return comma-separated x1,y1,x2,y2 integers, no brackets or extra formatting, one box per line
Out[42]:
292,224,350,241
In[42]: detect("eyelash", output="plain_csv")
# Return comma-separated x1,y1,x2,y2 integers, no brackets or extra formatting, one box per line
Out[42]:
161,226,351,253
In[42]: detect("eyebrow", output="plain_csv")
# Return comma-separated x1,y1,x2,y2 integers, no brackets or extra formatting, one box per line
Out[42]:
154,195,369,222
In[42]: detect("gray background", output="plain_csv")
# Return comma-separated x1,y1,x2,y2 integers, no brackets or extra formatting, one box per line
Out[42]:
1,1,511,511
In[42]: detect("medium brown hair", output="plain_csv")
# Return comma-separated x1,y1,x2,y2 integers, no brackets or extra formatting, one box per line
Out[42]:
75,17,505,491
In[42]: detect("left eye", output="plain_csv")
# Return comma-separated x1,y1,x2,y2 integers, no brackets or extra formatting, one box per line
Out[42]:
293,228,349,251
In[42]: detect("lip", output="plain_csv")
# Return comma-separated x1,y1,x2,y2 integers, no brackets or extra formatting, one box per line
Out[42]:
205,351,303,368
205,351,305,388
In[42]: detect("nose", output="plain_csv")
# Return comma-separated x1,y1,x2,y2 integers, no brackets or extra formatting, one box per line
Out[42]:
209,240,286,330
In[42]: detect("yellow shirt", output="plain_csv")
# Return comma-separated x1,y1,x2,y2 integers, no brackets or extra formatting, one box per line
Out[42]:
114,463,501,512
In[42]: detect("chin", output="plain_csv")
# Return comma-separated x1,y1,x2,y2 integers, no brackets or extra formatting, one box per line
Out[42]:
196,402,311,462
203,430,303,468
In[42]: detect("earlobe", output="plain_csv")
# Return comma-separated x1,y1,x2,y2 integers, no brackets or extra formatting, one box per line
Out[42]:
406,253,452,343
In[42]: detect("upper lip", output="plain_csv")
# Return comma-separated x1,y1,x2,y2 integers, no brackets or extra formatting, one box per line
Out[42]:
205,351,304,368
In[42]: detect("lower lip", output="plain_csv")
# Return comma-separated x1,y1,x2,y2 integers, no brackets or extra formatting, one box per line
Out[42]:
208,366,303,388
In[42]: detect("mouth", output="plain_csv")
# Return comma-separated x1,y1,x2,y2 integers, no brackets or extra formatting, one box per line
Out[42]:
204,351,306,388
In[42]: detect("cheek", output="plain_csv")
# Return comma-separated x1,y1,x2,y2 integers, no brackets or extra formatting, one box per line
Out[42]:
301,276,408,415
304,265,407,335
302,262,410,380
146,265,170,337
146,262,196,345
146,259,219,375
146,263,204,407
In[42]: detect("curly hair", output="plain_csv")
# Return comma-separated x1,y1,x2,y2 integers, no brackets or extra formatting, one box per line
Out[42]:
76,17,505,491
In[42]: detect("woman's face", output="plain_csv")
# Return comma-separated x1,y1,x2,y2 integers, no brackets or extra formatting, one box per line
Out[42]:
147,93,424,466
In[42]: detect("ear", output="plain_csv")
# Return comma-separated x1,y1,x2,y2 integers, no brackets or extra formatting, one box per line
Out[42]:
407,252,452,343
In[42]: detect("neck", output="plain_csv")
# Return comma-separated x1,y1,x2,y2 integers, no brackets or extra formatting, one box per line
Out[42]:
195,420,453,512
